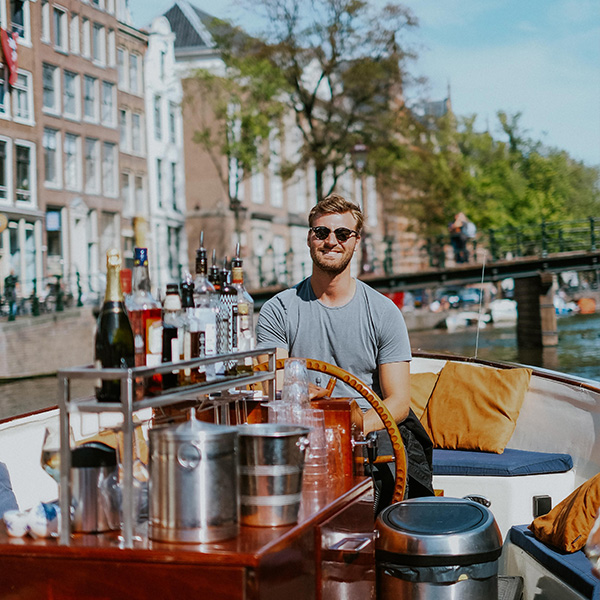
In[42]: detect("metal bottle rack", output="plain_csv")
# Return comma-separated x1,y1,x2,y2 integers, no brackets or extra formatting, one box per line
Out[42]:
57,348,277,548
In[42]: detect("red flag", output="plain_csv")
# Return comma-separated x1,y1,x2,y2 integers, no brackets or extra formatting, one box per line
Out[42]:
0,28,18,86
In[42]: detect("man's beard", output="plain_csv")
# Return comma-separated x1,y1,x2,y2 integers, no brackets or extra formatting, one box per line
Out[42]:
310,245,354,274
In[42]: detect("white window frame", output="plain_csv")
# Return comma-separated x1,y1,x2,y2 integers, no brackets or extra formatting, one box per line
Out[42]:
106,0,115,15
102,142,117,197
63,70,80,120
10,0,31,47
41,0,51,43
81,18,91,58
0,65,10,119
42,63,60,116
92,23,106,66
134,174,144,214
101,81,115,126
64,133,82,192
14,139,36,206
119,108,130,153
53,6,68,53
84,137,100,194
168,102,177,144
131,112,142,155
129,52,140,94
153,95,162,140
120,170,132,214
0,136,12,204
70,14,80,55
43,128,62,189
117,47,127,90
12,70,34,125
83,75,98,123
107,29,115,66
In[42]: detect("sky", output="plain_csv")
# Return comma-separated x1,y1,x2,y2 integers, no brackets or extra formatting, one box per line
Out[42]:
127,0,600,167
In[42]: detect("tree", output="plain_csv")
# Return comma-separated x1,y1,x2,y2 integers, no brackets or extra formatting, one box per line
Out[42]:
227,0,419,201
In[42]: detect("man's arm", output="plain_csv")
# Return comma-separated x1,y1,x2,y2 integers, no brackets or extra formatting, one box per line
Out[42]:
361,361,410,435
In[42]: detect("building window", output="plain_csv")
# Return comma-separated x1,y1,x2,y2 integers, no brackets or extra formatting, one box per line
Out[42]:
64,133,81,191
171,162,177,209
129,53,139,94
135,175,144,214
168,102,177,144
13,71,33,123
156,158,163,206
101,81,114,125
0,140,7,202
82,18,91,58
84,137,99,194
15,143,34,203
0,67,7,116
119,108,129,151
10,0,30,44
117,47,127,89
107,29,115,66
70,14,80,54
131,112,142,154
43,128,61,187
42,63,60,114
92,23,105,65
153,95,162,140
83,75,98,122
53,7,68,52
41,0,50,42
102,142,116,196
63,71,79,119
121,171,131,213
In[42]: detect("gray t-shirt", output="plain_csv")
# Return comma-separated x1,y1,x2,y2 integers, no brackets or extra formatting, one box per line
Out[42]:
256,277,411,405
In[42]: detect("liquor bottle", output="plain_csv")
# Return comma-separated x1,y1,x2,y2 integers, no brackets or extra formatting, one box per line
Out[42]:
126,247,163,394
193,238,218,381
94,249,135,402
231,243,255,374
218,260,238,375
209,249,221,292
162,283,183,390
179,275,197,385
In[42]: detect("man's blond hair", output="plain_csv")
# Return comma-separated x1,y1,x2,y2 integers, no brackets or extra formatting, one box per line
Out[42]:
308,194,363,232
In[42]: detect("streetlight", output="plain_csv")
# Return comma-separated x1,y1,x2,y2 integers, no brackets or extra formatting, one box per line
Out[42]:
351,143,372,274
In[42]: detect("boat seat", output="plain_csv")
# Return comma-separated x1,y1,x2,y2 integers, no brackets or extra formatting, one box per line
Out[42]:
432,448,575,540
505,524,600,600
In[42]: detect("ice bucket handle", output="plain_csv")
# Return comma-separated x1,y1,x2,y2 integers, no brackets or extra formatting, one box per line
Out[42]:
177,442,202,470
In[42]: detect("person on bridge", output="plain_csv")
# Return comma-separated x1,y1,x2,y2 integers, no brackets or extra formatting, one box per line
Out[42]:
256,193,434,505
448,212,476,263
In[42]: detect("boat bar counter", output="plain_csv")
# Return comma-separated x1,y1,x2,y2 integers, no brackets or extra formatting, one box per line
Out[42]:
0,349,380,599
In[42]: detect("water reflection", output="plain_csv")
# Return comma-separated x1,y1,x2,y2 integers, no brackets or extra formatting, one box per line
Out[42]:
410,312,600,382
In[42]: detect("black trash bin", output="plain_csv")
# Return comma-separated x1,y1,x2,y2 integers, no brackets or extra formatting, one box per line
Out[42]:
376,497,503,600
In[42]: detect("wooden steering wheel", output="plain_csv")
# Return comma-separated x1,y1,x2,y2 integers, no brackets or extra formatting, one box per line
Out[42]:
255,357,407,503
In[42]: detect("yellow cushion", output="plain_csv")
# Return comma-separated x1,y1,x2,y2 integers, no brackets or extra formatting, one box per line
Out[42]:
529,473,600,552
410,372,440,419
420,362,532,453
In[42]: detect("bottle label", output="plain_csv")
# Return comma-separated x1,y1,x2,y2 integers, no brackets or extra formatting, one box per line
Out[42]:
205,323,217,355
146,318,163,355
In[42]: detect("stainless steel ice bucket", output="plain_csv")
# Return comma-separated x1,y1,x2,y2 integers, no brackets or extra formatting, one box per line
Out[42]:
148,419,239,543
71,442,119,533
237,423,310,527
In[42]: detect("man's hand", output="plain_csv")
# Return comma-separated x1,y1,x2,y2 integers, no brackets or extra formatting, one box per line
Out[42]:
308,383,329,400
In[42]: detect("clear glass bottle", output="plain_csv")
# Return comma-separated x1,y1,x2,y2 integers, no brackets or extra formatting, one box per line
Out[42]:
94,249,135,402
231,245,255,374
218,261,238,375
162,283,183,390
126,247,163,394
178,276,197,386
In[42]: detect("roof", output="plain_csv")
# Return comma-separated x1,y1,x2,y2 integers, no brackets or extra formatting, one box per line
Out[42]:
163,0,215,50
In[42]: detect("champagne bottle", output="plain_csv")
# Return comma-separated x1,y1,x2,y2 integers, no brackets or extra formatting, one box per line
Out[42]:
95,249,135,402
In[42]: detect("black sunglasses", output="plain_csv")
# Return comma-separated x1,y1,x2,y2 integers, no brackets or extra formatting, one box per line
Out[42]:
310,226,358,242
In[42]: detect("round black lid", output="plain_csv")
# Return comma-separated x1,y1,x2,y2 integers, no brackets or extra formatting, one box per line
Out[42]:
71,442,117,468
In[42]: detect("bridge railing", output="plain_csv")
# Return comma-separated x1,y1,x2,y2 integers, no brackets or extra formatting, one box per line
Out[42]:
486,217,598,261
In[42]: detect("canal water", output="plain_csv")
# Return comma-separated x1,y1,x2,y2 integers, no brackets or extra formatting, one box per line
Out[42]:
409,311,600,382
1,312,599,421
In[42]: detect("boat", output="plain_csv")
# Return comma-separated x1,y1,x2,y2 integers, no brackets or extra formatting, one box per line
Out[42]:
1,350,599,599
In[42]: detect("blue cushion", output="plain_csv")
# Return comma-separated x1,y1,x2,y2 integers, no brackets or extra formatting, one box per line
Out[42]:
510,524,600,600
433,448,573,477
